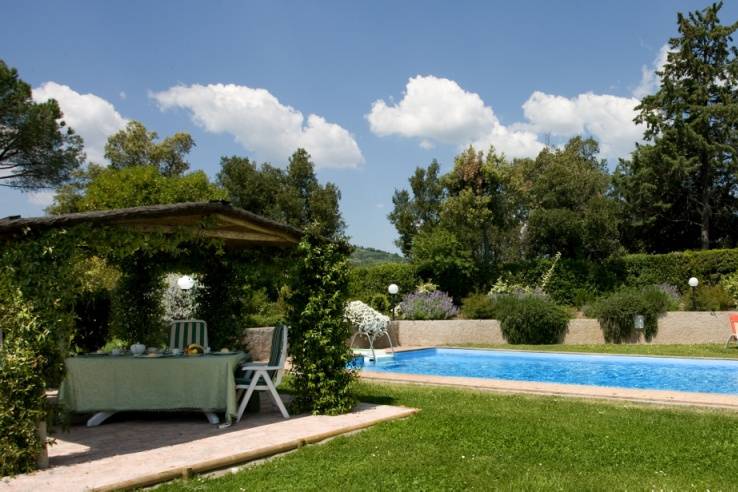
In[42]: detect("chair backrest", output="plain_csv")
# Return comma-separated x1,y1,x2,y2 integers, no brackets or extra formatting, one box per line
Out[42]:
730,314,738,336
170,320,208,350
268,324,289,386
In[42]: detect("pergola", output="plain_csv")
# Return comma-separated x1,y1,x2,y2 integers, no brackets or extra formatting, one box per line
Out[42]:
0,200,302,246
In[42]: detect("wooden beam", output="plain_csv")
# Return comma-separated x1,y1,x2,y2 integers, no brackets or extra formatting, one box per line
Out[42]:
214,214,298,242
127,224,293,245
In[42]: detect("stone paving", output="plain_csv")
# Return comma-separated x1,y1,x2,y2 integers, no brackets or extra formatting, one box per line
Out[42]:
1,398,416,492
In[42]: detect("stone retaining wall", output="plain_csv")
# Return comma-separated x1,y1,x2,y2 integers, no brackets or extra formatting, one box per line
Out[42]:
243,311,734,355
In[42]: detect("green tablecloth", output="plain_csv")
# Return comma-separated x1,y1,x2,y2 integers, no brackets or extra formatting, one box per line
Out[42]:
59,352,249,422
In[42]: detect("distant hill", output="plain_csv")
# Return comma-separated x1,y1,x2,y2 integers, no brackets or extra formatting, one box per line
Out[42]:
350,246,405,266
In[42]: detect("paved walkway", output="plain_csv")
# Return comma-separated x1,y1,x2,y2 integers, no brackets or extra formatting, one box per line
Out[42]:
1,401,416,491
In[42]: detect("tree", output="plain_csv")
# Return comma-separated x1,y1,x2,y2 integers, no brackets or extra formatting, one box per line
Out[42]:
0,60,84,189
49,164,225,214
410,228,475,299
615,2,738,251
218,149,345,238
388,160,444,255
104,120,194,176
523,137,621,259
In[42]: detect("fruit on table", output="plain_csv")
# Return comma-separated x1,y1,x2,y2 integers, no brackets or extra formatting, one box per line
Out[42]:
220,348,230,353
186,343,204,355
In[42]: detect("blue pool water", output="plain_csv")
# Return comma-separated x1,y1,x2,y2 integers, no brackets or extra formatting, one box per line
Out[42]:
361,348,738,395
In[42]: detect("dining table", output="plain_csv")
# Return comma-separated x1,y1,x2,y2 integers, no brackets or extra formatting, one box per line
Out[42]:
59,351,250,426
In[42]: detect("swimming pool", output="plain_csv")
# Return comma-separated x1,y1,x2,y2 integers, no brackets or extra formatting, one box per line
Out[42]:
361,348,738,395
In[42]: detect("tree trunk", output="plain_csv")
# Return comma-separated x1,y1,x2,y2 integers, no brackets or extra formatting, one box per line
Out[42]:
701,202,710,249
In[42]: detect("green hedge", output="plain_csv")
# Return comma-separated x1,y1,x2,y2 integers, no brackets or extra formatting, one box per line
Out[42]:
495,295,570,344
622,249,738,290
348,263,419,302
503,248,738,306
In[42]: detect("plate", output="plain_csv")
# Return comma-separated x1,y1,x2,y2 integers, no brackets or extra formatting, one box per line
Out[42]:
210,351,237,356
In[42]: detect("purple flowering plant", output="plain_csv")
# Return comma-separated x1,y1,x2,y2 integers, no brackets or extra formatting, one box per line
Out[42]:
397,290,458,320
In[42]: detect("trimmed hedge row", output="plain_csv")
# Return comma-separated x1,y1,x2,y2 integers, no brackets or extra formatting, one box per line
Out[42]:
504,248,738,306
348,263,419,303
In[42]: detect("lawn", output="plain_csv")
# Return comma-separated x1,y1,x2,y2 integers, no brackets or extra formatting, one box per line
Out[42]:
160,381,738,491
454,343,738,359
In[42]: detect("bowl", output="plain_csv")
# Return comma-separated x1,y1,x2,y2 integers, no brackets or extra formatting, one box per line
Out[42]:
130,343,146,356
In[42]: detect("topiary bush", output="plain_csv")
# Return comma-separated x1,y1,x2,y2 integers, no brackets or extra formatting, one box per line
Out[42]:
495,295,570,344
584,286,676,342
460,293,497,319
398,291,458,320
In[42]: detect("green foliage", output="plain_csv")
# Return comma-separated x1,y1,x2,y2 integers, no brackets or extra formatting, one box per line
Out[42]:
49,164,225,214
349,246,404,267
721,271,738,306
0,59,84,190
348,262,419,303
615,2,738,251
523,138,621,260
411,228,475,299
622,248,738,290
73,290,111,353
218,149,345,238
460,293,497,319
495,295,570,344
388,160,444,255
584,286,675,342
286,226,356,414
0,290,49,476
110,253,168,346
682,284,735,311
104,120,194,176
367,293,390,315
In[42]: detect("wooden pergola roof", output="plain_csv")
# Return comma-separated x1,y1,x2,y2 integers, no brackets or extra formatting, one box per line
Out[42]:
0,201,302,247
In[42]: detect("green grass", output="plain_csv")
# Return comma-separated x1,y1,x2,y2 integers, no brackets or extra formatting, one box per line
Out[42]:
159,382,738,491
452,343,738,359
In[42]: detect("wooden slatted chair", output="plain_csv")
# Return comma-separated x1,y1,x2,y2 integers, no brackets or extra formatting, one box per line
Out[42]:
235,323,289,421
169,319,209,350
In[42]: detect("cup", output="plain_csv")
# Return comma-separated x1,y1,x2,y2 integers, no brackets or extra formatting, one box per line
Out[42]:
204,346,211,354
172,348,182,356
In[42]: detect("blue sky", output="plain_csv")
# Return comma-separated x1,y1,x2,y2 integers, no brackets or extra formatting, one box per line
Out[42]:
2,1,736,252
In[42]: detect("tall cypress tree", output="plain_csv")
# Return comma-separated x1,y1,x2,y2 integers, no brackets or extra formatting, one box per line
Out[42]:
616,2,738,251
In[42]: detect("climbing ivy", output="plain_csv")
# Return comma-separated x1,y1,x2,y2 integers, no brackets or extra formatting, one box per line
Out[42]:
286,225,356,415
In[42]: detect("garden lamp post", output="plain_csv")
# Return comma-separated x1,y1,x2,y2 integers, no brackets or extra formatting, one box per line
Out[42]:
388,283,399,320
688,277,699,310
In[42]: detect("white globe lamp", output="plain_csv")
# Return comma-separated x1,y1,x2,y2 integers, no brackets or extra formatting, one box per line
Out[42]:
387,283,399,295
177,275,195,290
688,277,699,288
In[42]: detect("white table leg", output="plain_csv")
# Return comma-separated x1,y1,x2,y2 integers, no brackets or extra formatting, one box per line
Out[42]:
87,411,116,427
203,411,220,424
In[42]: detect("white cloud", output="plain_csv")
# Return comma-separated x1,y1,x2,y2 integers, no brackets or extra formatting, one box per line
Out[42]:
367,75,544,159
152,83,363,169
521,91,644,159
32,82,128,164
632,43,670,99
367,74,651,160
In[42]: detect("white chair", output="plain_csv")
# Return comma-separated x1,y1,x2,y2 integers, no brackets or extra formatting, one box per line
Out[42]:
170,319,208,350
235,324,289,421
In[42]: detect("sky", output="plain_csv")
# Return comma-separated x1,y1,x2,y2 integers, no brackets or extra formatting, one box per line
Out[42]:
2,0,736,253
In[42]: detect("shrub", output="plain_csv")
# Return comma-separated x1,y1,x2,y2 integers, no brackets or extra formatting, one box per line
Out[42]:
584,286,675,342
367,293,390,314
460,293,497,319
348,263,418,302
398,291,458,320
681,284,735,311
0,290,49,476
622,248,738,291
73,290,112,352
495,295,570,344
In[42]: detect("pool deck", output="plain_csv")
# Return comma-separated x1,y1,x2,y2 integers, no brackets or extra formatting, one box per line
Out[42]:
361,346,738,411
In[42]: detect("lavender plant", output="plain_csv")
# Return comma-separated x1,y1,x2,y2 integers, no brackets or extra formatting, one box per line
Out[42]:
398,290,458,320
